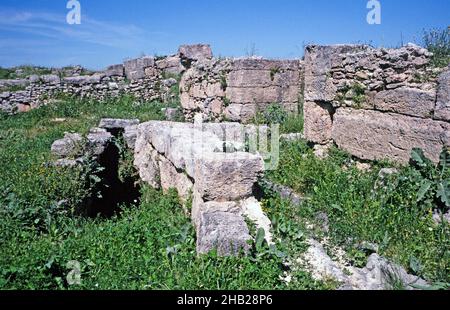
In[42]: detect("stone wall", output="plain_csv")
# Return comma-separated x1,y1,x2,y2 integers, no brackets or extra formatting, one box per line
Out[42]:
0,46,210,114
132,120,272,255
303,44,450,163
4,42,450,164
180,54,303,123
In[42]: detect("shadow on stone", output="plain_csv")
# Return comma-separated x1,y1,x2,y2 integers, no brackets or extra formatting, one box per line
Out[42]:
86,135,141,218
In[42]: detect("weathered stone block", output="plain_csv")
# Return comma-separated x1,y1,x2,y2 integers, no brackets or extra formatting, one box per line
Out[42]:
41,74,61,85
374,87,435,118
227,70,272,88
332,108,450,163
86,128,113,156
99,118,140,131
196,211,250,256
191,192,240,227
105,64,124,77
124,56,155,80
179,44,213,64
133,135,161,189
123,125,139,149
156,55,184,75
303,101,333,144
224,104,258,123
159,156,194,202
194,152,264,201
51,133,84,158
434,67,450,121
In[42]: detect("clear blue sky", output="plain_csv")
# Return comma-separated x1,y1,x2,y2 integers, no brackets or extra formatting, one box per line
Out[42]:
0,0,448,69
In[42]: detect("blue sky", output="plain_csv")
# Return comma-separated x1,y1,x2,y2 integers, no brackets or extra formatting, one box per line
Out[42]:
0,0,448,69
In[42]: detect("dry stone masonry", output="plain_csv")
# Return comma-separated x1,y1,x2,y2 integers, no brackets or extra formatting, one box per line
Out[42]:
5,42,450,165
303,44,450,163
0,45,212,114
180,56,303,123
132,119,273,255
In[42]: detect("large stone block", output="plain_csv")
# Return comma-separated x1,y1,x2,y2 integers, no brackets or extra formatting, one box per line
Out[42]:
133,135,161,189
99,118,140,131
227,69,299,89
332,108,450,163
155,55,184,75
86,128,114,156
374,87,435,118
227,70,272,88
231,58,299,71
303,101,333,144
196,211,251,256
226,86,298,104
191,191,241,227
124,56,155,80
304,75,337,102
105,64,124,77
434,67,450,122
224,104,258,123
41,74,61,85
179,44,213,64
194,152,264,201
51,133,84,158
159,157,194,202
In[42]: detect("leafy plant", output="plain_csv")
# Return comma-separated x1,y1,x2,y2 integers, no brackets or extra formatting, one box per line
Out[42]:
410,148,450,210
261,103,288,124
270,67,280,81
337,83,367,108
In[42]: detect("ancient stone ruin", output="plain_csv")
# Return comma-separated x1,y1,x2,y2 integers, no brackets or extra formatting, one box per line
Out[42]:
179,57,302,122
303,44,450,163
51,117,273,255
132,119,274,255
3,43,449,165
39,41,449,289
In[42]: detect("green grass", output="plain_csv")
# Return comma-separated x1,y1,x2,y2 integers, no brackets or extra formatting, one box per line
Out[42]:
0,68,15,80
0,85,28,92
0,66,54,80
267,140,450,284
0,95,327,290
252,103,304,134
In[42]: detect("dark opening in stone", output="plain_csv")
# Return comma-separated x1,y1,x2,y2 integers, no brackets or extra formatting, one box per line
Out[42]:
84,131,141,218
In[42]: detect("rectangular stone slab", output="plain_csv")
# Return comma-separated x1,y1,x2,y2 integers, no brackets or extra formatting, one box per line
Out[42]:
332,108,450,163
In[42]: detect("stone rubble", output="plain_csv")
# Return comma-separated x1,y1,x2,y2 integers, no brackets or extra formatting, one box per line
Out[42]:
299,238,430,290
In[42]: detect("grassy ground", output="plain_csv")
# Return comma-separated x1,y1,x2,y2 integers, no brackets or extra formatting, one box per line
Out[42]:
266,140,450,285
0,96,327,290
0,66,54,80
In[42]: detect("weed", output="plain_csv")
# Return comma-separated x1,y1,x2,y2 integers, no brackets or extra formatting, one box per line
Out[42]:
267,140,450,283
337,83,367,108
270,67,280,81
422,28,450,68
